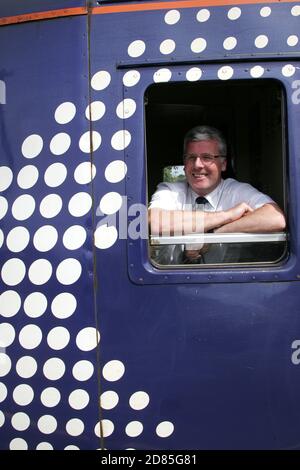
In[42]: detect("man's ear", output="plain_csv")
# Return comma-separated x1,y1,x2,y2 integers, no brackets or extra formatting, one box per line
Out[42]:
221,158,227,172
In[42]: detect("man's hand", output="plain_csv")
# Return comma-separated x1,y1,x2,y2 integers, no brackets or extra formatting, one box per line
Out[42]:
225,202,254,223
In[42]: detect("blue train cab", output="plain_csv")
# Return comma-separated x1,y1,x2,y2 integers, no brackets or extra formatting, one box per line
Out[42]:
0,0,300,451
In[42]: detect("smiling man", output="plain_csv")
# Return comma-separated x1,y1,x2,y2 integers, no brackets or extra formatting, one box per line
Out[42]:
148,125,286,264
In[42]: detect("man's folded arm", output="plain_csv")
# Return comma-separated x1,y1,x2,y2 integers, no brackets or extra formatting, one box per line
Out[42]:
214,203,286,233
148,202,255,236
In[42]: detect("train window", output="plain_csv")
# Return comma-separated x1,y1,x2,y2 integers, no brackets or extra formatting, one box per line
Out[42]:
146,79,287,267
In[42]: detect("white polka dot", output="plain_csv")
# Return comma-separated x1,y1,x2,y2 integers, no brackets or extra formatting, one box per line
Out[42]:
159,39,176,55
128,40,146,58
186,67,202,82
17,165,39,189
40,194,62,218
129,391,150,410
51,292,77,319
156,421,174,438
47,326,70,350
74,162,96,184
66,418,84,436
43,358,66,380
44,162,67,187
291,5,300,16
250,65,265,78
50,132,71,155
123,70,140,87
38,415,57,434
0,323,15,347
10,438,28,450
223,36,237,50
105,160,127,183
22,134,43,159
100,391,119,410
13,384,34,406
260,6,271,17
0,409,5,426
91,70,111,91
64,445,80,450
255,35,268,49
16,356,38,378
196,9,210,22
102,360,125,382
68,389,90,410
63,225,87,250
85,101,106,121
0,224,5,245
0,290,21,318
95,419,114,438
227,7,241,20
54,102,76,124
68,192,92,217
0,353,11,377
125,421,143,437
0,166,12,192
0,410,4,428
11,412,30,431
164,9,180,24
6,226,30,253
72,360,94,381
0,196,8,220
56,258,82,285
282,64,296,77
287,35,299,47
111,130,131,151
12,194,35,221
116,99,136,120
153,68,172,83
33,225,58,252
28,259,52,285
76,327,100,352
19,324,42,350
1,258,26,286
36,442,53,450
94,224,118,250
0,383,7,403
40,387,61,407
99,192,123,215
79,131,101,153
217,65,234,80
191,37,207,53
24,292,47,318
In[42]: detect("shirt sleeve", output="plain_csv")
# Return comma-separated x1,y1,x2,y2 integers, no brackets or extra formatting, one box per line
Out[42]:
234,182,275,209
148,182,182,210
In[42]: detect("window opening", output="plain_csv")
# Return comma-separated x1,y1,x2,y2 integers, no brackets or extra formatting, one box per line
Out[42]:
146,79,287,267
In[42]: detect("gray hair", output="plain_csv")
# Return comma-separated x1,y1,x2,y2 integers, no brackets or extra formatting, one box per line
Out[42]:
183,125,227,157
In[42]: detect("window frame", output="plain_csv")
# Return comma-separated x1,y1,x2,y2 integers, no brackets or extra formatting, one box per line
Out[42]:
123,61,298,285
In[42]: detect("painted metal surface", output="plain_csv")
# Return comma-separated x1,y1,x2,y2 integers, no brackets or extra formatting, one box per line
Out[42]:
0,0,87,18
0,14,99,450
1,0,300,450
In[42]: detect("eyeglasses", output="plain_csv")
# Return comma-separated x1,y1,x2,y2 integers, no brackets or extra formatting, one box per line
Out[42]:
184,153,222,165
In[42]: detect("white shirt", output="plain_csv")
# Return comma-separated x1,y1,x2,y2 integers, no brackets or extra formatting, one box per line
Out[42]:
149,178,274,265
149,178,274,211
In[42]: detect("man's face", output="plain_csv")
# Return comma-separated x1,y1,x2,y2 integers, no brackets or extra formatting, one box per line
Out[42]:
184,139,227,196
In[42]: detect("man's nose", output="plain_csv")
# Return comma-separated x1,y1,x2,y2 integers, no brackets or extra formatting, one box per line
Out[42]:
194,156,204,167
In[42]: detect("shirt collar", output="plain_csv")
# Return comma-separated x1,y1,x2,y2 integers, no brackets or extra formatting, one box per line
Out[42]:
190,179,224,210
